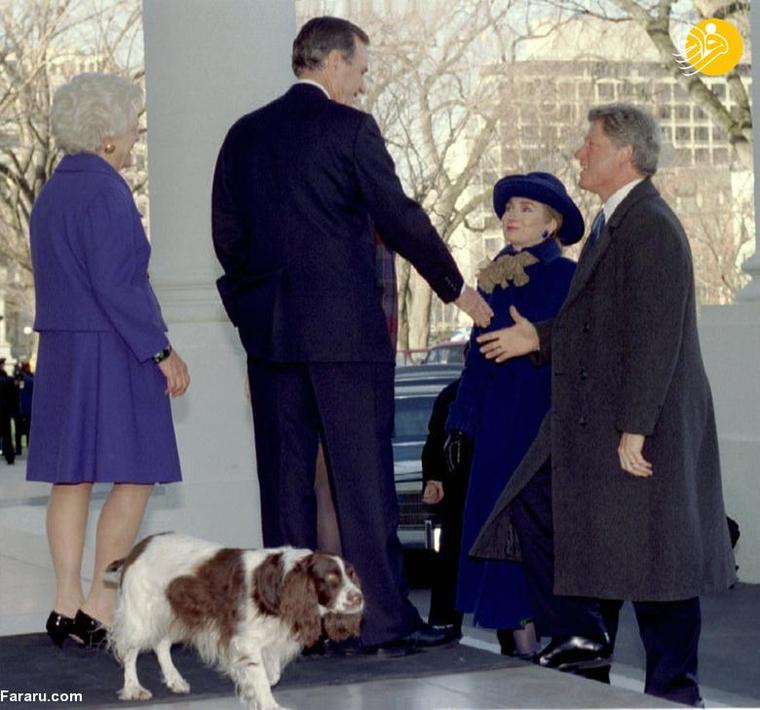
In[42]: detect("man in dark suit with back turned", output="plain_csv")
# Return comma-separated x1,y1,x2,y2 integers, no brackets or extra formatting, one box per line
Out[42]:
212,16,492,653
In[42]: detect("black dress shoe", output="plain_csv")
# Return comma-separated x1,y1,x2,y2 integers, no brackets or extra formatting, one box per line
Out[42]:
535,635,612,672
302,638,326,656
318,638,363,656
360,638,415,657
71,610,108,648
45,611,76,647
405,622,461,648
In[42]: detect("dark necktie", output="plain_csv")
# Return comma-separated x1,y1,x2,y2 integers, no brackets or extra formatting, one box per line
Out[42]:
586,210,606,251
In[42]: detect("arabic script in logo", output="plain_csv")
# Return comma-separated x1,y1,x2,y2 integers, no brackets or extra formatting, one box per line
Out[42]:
674,18,743,77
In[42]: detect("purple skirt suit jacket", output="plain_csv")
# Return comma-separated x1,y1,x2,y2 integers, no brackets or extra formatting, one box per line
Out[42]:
26,153,182,484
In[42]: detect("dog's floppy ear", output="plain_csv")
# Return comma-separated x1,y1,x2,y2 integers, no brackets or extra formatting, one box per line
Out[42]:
251,552,285,616
323,611,362,641
279,557,322,647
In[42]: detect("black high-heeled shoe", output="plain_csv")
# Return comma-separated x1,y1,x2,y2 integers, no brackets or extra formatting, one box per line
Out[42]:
45,611,76,647
71,610,108,647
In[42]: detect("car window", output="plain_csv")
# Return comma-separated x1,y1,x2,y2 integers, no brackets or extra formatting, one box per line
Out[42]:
393,396,436,441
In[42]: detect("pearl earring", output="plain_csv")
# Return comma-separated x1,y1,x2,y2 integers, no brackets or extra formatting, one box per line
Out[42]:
104,144,116,154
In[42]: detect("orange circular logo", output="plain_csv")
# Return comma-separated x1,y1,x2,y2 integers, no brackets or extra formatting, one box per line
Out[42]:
680,18,743,76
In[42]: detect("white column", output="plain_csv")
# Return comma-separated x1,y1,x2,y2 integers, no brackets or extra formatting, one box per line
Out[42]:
697,4,760,582
736,0,760,302
140,0,296,546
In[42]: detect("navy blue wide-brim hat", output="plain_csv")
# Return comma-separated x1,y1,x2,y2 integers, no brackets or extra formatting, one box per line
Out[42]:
492,171,585,246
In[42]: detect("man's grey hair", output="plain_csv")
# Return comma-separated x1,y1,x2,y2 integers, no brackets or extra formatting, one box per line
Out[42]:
588,103,660,176
51,73,142,155
292,16,369,77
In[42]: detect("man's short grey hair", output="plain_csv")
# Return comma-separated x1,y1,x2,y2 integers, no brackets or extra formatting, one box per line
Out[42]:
588,103,660,176
292,16,369,77
51,73,142,155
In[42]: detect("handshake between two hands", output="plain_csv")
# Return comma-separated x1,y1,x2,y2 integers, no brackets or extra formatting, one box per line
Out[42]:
454,286,540,363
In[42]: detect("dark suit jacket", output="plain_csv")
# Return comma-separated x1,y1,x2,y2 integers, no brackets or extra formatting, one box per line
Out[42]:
212,83,463,362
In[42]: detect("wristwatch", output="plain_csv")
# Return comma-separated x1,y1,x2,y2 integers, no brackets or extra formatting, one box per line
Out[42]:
152,345,172,364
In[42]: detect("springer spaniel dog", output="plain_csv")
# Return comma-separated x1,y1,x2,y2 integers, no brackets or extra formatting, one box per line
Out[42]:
106,533,363,709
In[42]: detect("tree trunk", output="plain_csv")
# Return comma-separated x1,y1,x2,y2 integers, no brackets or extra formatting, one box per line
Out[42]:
407,270,434,350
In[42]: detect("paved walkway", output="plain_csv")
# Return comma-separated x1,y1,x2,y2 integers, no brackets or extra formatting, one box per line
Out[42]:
1,455,758,708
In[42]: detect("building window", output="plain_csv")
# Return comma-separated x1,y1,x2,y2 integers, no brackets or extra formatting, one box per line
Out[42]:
597,82,615,100
675,126,691,142
713,147,729,164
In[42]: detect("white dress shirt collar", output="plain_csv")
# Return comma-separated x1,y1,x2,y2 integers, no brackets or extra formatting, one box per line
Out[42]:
603,177,644,222
295,79,331,100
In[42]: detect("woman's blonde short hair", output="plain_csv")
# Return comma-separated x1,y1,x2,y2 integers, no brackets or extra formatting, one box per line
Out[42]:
543,205,564,238
51,73,142,154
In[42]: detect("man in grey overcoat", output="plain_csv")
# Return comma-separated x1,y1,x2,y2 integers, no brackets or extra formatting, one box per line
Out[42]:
471,103,736,707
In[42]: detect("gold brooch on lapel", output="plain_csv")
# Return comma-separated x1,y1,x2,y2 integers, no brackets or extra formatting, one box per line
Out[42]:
477,252,539,293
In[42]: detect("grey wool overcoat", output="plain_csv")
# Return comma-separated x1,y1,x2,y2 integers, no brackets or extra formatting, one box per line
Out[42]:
472,178,737,601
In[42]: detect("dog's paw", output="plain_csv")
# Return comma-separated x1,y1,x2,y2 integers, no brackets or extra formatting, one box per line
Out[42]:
165,675,190,694
118,684,152,701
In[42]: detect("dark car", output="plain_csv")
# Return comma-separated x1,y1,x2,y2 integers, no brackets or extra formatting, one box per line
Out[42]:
423,341,467,365
392,365,460,553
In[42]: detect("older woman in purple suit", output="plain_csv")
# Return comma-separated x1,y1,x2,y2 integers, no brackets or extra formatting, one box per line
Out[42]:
27,73,190,647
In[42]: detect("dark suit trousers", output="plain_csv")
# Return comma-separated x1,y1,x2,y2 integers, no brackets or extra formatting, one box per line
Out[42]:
511,461,702,706
247,360,422,645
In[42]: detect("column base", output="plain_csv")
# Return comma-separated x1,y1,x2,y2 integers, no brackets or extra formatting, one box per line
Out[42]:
700,303,760,582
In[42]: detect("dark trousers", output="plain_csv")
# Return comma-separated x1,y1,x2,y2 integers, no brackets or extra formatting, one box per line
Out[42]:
247,360,421,645
427,465,470,631
0,413,13,463
14,413,30,454
511,461,702,707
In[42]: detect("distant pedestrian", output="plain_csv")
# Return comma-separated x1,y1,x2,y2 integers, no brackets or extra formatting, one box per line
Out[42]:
0,359,15,464
14,362,33,454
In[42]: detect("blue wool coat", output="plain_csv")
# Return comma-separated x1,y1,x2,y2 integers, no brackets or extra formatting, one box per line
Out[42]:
446,239,575,628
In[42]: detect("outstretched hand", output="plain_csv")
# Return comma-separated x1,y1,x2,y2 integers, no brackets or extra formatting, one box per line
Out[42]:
455,286,494,328
477,306,539,363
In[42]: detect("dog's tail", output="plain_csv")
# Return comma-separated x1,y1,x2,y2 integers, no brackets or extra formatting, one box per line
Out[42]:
104,558,126,585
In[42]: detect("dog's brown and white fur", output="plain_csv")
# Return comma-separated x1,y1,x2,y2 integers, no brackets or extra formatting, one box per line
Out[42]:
106,533,363,710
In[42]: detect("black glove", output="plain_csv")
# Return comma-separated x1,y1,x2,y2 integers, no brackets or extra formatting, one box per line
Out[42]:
443,430,468,475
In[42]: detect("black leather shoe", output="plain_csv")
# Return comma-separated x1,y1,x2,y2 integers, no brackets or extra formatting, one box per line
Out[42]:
405,622,461,648
570,664,612,683
71,610,108,648
45,611,76,647
360,638,415,657
319,638,364,656
302,638,326,656
535,635,612,672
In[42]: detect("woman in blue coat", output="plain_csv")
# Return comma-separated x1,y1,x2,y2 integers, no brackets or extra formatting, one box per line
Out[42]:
444,172,583,655
27,74,190,647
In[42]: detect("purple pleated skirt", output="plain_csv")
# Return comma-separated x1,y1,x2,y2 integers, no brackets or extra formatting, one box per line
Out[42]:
26,331,182,484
